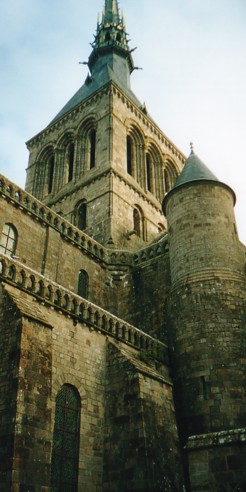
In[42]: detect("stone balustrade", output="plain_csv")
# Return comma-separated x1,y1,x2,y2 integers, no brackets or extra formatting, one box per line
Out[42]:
0,174,169,268
0,175,106,263
0,254,168,363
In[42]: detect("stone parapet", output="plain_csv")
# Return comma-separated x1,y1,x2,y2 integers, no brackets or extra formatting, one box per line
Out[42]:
0,253,168,363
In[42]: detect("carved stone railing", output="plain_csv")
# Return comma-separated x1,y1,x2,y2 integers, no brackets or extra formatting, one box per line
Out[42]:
0,175,106,263
0,254,169,364
0,174,169,270
132,234,169,266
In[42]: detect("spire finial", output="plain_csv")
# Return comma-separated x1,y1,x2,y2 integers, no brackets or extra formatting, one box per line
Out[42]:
190,142,194,154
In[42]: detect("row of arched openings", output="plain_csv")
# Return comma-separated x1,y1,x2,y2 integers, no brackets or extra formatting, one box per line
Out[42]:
36,126,96,199
126,133,178,197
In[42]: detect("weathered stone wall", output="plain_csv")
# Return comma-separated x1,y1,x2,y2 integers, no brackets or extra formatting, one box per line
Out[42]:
187,433,246,491
132,244,171,339
103,342,184,491
25,82,185,250
165,182,245,286
0,285,21,490
0,186,108,309
0,280,178,492
165,179,246,490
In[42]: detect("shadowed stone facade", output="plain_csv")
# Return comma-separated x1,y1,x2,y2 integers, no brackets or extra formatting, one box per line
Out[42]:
0,1,245,491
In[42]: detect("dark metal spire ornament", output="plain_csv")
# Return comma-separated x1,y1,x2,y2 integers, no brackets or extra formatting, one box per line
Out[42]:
103,0,121,25
88,0,135,74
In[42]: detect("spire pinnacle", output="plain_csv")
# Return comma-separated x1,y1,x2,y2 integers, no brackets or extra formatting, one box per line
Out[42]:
103,0,121,25
89,0,134,74
190,142,194,154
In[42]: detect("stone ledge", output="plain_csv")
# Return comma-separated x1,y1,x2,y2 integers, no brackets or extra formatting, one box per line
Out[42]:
186,428,246,451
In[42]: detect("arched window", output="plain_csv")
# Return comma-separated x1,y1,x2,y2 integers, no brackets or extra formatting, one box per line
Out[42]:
67,143,74,182
146,153,155,193
78,270,89,299
0,223,18,257
133,206,144,239
163,160,178,194
164,169,171,193
48,156,55,194
127,136,133,175
77,202,87,231
51,384,81,491
89,129,96,169
105,31,111,42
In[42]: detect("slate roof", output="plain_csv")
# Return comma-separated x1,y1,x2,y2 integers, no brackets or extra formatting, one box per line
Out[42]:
173,151,219,189
51,61,142,124
163,150,236,214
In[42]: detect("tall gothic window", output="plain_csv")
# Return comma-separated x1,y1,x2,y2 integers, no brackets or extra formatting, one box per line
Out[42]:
89,129,96,169
67,143,74,182
133,206,144,239
146,154,151,191
127,136,133,175
78,270,89,299
0,223,17,257
48,156,55,194
163,160,178,194
51,384,81,491
164,169,171,193
77,202,87,231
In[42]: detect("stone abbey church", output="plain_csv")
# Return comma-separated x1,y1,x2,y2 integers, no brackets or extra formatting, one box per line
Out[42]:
0,1,245,491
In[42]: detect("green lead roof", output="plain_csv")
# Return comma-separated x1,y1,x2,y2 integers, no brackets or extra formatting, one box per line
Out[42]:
50,0,136,124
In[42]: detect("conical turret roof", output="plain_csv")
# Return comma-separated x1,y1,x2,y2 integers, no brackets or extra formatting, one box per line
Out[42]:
173,148,218,189
162,146,236,214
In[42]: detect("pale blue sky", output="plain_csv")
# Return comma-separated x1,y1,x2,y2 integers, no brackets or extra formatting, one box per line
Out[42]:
1,0,246,242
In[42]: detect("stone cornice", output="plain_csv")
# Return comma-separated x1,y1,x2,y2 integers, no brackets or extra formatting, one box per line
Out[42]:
186,428,246,451
0,254,169,364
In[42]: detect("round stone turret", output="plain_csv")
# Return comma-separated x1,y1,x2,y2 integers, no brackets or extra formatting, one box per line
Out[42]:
163,149,243,286
163,149,246,489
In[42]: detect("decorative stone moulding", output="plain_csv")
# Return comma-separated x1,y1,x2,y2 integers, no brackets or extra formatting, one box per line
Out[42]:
0,254,168,364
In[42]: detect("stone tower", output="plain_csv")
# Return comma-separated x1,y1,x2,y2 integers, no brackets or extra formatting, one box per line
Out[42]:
25,0,185,251
0,1,245,491
163,148,246,490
